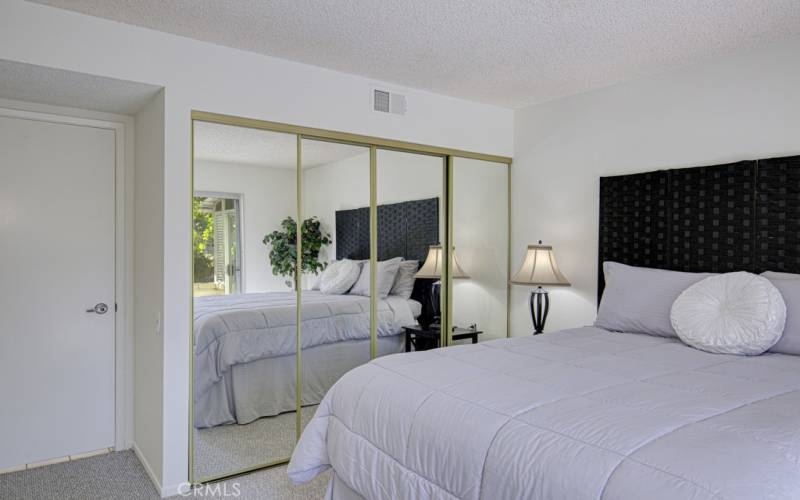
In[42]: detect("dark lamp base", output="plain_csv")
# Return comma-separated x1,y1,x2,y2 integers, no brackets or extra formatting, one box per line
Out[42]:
529,287,550,335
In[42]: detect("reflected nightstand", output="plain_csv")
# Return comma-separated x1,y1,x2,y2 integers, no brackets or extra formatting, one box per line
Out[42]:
403,325,483,352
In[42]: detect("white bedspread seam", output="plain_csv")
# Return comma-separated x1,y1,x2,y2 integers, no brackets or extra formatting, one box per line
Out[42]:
601,387,800,499
328,412,461,500
510,418,720,498
374,359,631,421
458,339,725,387
402,390,438,466
476,416,515,500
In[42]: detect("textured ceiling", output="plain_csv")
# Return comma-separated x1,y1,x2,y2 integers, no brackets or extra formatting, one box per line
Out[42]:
0,59,161,114
30,1,800,108
194,121,366,168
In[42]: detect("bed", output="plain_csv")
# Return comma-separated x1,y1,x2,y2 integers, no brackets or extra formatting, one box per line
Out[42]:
287,155,800,499
289,326,800,499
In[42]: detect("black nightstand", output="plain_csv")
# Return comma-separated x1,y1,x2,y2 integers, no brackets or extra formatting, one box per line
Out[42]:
403,325,483,352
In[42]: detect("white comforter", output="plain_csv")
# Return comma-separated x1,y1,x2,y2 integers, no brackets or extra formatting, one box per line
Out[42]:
288,326,800,500
194,291,417,401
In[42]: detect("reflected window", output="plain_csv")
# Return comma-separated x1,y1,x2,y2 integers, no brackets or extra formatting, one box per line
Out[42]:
193,194,242,296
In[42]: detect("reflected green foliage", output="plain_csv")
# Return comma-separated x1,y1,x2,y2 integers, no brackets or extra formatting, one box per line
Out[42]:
193,197,215,283
263,216,331,288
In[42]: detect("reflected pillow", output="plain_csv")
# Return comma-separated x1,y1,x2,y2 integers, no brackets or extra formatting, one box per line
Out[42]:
319,259,360,295
390,260,419,299
761,271,800,355
349,257,402,298
595,262,714,337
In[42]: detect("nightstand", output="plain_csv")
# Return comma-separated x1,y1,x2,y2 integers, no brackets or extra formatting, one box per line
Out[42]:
403,325,483,352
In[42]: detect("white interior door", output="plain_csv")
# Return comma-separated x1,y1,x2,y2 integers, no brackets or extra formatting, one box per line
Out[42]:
0,114,116,469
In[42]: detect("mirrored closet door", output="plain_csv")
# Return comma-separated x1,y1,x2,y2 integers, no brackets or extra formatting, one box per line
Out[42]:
377,150,446,349
450,158,509,342
298,138,372,435
192,121,299,482
190,112,511,485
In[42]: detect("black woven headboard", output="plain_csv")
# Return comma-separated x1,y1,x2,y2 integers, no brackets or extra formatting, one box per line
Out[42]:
336,197,439,321
335,197,439,262
598,154,800,302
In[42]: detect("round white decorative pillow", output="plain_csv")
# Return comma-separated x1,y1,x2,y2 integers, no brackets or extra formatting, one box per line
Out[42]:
670,271,786,355
319,259,360,295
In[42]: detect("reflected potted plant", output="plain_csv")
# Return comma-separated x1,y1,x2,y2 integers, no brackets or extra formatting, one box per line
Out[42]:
262,216,331,290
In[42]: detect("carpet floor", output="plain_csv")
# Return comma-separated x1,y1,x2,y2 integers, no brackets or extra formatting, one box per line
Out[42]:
0,450,329,500
194,405,317,480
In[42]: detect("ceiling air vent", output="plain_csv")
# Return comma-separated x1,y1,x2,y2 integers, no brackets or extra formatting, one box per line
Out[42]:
373,89,407,115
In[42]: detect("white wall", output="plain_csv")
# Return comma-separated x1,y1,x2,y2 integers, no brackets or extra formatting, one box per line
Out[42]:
375,150,445,216
452,158,508,341
0,1,513,493
511,38,800,337
133,91,165,484
194,160,296,293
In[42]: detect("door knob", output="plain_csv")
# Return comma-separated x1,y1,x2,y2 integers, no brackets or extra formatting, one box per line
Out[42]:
86,303,109,314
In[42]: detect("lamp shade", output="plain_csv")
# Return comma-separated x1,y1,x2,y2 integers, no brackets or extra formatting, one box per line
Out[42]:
511,244,570,286
415,245,470,279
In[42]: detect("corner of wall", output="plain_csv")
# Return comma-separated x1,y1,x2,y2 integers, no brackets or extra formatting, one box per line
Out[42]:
132,89,166,489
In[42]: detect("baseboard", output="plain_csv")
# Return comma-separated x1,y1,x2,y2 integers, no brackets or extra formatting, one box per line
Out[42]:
161,480,188,498
131,443,164,497
131,442,189,497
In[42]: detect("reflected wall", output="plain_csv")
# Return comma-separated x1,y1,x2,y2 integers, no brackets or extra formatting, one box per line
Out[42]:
452,158,509,341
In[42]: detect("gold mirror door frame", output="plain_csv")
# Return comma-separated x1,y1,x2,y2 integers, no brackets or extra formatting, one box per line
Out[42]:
189,111,511,485
190,122,300,484
369,146,378,360
294,135,302,445
446,157,511,346
444,156,454,346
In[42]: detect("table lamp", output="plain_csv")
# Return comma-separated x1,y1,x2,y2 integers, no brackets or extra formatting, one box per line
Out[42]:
415,244,469,328
510,241,570,334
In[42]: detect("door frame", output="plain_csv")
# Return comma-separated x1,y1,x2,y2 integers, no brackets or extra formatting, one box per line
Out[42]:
0,103,131,452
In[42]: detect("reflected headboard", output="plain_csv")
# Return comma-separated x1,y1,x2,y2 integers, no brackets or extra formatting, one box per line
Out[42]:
335,197,439,262
335,197,439,320
598,154,800,303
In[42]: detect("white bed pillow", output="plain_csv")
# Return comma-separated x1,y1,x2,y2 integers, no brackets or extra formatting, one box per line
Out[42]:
595,262,714,337
671,272,786,355
761,271,800,355
762,271,800,280
318,259,360,295
349,257,402,298
390,260,419,299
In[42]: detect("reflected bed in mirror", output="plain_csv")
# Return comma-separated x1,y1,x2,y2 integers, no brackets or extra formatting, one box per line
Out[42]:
191,121,436,481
